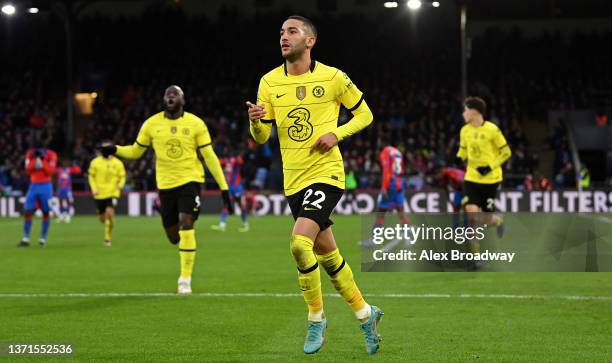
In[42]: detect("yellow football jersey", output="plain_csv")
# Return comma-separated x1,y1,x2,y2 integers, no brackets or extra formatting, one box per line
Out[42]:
135,111,212,190
251,61,366,195
456,121,512,184
88,156,126,199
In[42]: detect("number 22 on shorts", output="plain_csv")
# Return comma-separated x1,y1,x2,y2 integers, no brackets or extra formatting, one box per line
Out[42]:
302,189,326,210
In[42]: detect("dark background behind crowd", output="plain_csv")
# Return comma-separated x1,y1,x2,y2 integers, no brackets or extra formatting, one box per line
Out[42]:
1,2,611,196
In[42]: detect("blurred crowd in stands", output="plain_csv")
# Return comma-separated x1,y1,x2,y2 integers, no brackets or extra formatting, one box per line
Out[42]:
1,9,611,196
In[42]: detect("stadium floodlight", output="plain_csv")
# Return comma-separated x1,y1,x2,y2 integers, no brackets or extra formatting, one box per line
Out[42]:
27,7,39,13
1,4,16,15
384,1,398,8
432,1,440,7
407,0,422,10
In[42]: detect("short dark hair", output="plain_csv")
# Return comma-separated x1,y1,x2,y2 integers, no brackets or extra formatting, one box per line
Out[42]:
287,15,317,37
464,96,486,116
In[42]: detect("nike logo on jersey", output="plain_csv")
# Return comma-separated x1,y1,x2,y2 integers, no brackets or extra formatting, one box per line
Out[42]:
276,93,287,98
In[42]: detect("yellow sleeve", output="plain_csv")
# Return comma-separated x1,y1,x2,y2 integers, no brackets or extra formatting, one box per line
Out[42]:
87,161,98,194
456,127,467,160
199,145,229,190
195,118,212,148
490,127,512,169
116,159,126,189
331,71,373,141
116,120,150,159
136,119,152,146
250,78,273,144
336,71,363,109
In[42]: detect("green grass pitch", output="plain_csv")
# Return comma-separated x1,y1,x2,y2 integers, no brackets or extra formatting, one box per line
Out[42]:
1,215,611,362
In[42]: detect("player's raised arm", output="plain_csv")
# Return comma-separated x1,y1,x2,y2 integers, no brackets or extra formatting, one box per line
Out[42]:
25,151,37,175
98,121,151,160
248,79,275,144
42,151,57,176
247,101,273,144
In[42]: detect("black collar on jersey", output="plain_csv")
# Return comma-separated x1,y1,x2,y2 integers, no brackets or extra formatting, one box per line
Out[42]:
283,60,316,76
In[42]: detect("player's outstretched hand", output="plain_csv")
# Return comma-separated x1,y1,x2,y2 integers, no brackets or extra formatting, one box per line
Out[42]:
310,132,338,154
476,166,492,175
97,142,117,158
246,101,266,122
221,190,232,210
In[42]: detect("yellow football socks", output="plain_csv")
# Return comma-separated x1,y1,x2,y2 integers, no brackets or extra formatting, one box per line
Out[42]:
317,248,370,318
178,229,197,279
290,234,323,316
104,216,113,241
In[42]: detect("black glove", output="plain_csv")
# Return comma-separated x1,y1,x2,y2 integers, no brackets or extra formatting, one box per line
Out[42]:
221,190,231,210
477,166,492,175
97,143,117,158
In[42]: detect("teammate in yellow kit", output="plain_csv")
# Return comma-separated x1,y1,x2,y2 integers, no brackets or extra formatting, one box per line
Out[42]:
88,149,126,246
457,97,512,268
99,85,230,294
247,15,383,355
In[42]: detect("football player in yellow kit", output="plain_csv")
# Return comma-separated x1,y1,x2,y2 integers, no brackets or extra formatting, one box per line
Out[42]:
246,16,383,355
457,96,512,269
99,86,230,294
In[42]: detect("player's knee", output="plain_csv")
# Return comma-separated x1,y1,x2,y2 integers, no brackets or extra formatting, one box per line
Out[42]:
465,204,479,213
179,215,194,230
290,235,316,269
289,237,302,260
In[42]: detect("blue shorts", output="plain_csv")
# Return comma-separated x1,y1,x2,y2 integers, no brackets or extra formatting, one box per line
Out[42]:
229,184,244,198
377,188,405,210
25,182,53,213
57,188,73,200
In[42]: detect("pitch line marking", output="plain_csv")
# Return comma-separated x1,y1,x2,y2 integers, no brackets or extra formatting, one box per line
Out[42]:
0,292,610,301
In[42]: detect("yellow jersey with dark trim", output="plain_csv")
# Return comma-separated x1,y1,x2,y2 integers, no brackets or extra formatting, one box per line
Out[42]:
135,111,211,189
257,61,363,195
88,156,125,199
457,121,509,184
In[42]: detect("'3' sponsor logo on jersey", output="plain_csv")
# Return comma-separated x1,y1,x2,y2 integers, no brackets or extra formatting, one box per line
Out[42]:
166,139,183,159
287,107,313,142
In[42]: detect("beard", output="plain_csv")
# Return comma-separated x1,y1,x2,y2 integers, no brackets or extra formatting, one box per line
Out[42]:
282,42,306,62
